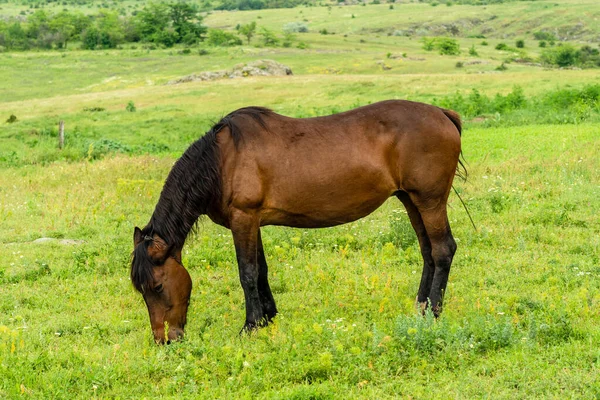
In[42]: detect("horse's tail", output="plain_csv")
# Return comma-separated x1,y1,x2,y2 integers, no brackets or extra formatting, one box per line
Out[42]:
441,108,462,136
441,108,477,231
440,107,466,180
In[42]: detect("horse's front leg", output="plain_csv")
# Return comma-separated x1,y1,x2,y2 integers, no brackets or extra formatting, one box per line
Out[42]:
230,209,264,333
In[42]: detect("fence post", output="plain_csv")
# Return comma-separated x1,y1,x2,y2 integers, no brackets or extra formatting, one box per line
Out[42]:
58,120,64,149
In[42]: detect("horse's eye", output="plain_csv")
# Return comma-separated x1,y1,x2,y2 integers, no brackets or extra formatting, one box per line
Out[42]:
154,284,163,293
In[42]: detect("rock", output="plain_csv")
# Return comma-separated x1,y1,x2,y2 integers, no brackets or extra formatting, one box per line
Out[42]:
167,59,292,85
32,238,85,245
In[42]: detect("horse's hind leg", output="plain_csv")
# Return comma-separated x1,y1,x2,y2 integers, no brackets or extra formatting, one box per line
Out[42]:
257,229,278,322
417,203,457,316
396,192,435,311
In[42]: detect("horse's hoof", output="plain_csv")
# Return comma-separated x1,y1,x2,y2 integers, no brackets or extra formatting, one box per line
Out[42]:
239,322,259,335
264,310,278,324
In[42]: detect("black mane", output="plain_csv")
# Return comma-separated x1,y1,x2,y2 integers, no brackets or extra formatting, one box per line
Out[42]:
130,106,273,293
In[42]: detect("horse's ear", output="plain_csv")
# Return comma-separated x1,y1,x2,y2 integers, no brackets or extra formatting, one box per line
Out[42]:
134,227,143,246
147,234,170,262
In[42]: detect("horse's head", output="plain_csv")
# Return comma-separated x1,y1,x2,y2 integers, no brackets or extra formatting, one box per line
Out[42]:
131,227,192,344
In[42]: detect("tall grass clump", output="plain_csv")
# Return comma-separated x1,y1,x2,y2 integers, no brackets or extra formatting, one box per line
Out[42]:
437,84,600,125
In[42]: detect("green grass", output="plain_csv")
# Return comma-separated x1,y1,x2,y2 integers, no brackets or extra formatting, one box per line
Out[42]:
1,0,600,397
203,0,600,41
1,123,598,397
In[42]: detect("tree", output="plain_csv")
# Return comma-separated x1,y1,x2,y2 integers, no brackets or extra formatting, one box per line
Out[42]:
49,11,76,49
134,2,206,46
135,3,170,41
259,27,279,47
26,10,50,40
169,2,206,43
238,21,256,44
81,10,124,49
5,22,30,50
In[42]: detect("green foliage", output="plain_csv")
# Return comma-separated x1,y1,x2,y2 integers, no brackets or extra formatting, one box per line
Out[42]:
0,3,207,51
282,32,296,48
207,29,242,46
541,44,578,67
437,84,600,124
533,30,556,41
515,39,525,48
422,37,460,55
469,45,478,56
134,2,206,47
539,44,600,68
259,27,279,46
283,21,308,33
238,21,257,44
495,42,508,50
215,0,306,10
126,101,136,112
495,62,508,71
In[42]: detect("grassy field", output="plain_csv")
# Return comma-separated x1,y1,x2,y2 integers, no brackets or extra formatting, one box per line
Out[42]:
1,0,600,397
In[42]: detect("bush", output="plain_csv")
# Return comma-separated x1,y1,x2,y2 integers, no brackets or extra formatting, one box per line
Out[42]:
436,84,599,124
259,27,279,47
533,31,556,41
515,39,525,48
283,22,308,33
207,29,242,46
437,37,460,55
495,42,508,50
541,44,578,67
469,45,478,56
578,45,600,67
422,37,460,55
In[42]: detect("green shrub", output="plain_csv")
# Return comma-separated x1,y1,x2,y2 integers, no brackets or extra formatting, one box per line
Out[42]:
259,27,279,46
283,21,308,33
515,39,525,48
422,37,460,55
533,30,556,41
207,29,242,46
495,42,508,50
540,44,578,67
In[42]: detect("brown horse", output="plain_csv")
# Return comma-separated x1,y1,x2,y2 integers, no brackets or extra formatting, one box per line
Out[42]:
131,100,463,343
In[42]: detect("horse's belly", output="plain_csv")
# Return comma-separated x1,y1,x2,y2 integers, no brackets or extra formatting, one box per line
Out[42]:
259,174,394,228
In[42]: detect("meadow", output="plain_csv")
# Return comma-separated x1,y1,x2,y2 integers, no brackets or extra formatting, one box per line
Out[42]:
1,0,600,398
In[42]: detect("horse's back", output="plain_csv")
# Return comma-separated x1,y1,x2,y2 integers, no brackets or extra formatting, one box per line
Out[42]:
216,100,461,228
